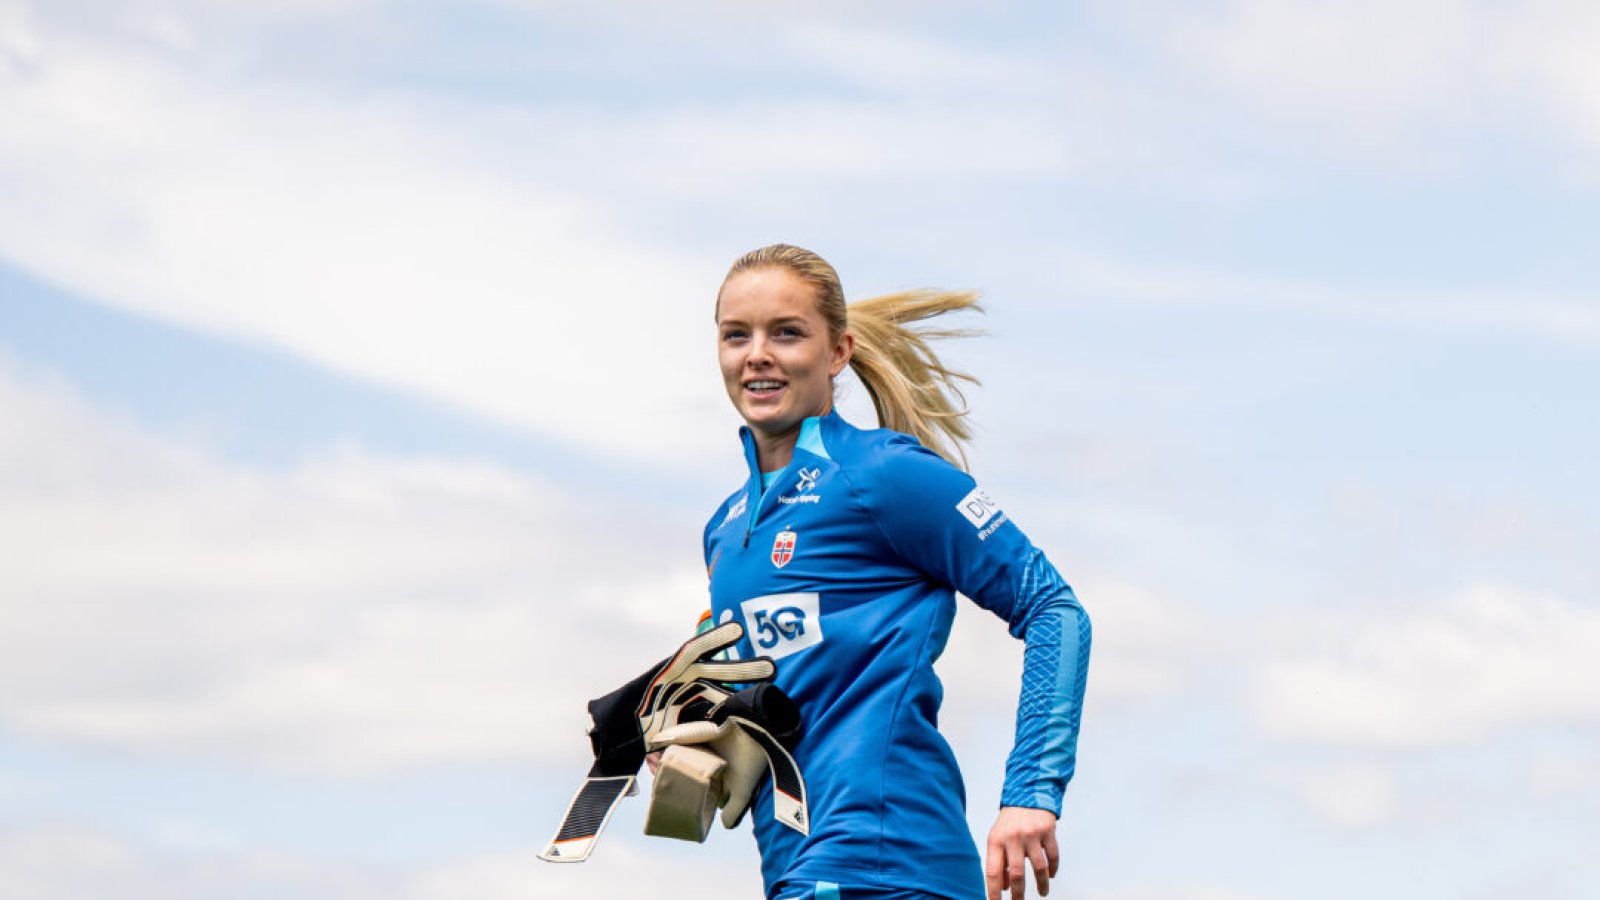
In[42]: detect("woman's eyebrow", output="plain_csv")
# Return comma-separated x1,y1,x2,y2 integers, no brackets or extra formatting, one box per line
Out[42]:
719,316,807,329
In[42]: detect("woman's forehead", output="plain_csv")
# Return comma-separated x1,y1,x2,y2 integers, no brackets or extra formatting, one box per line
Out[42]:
717,268,821,320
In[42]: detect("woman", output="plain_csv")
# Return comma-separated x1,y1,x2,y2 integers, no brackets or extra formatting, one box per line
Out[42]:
701,244,1090,900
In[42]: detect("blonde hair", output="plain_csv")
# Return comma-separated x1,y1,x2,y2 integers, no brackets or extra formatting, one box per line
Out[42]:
720,243,983,469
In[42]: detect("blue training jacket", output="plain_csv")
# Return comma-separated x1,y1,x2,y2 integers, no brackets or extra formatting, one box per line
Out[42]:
702,411,1091,900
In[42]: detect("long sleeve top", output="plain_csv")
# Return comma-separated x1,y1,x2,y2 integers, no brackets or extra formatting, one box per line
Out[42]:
703,411,1091,900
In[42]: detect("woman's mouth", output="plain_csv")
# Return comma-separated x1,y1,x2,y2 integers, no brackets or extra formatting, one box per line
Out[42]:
744,379,786,397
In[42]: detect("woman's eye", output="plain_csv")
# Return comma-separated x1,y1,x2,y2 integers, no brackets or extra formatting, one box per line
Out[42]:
722,330,747,341
775,326,802,338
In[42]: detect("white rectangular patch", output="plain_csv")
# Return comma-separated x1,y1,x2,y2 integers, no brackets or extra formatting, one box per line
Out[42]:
739,592,823,660
955,487,1000,528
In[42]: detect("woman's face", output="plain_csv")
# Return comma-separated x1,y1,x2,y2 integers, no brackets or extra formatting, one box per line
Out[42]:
717,267,853,445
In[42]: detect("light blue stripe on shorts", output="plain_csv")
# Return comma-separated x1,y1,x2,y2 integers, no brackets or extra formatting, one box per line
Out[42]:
776,881,943,900
775,882,838,900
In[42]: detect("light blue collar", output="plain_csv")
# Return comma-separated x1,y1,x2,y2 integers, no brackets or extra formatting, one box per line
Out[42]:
737,410,837,482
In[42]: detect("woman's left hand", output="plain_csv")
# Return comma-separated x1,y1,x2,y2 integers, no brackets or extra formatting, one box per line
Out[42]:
984,806,1060,900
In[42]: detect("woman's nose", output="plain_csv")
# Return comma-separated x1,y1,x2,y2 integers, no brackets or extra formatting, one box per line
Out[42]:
746,334,773,365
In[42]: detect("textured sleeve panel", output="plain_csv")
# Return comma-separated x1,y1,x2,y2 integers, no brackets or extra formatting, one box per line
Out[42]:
999,550,1091,813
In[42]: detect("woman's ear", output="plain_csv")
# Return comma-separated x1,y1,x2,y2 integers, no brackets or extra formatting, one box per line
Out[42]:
831,331,856,377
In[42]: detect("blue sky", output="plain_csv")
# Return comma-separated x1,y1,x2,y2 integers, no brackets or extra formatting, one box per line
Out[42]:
2,1,1597,898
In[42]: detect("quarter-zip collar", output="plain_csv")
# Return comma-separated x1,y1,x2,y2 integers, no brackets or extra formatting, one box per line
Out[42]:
737,412,834,546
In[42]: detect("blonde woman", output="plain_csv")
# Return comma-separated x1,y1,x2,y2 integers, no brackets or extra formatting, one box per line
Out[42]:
701,244,1090,900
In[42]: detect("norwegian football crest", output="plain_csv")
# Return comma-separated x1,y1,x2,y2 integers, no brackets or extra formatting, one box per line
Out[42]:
771,530,797,568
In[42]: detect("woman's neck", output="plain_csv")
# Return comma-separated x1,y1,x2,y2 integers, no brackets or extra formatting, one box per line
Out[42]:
752,427,798,472
749,403,831,472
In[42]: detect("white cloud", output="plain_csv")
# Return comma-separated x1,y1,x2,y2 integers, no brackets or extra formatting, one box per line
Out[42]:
775,21,1061,100
1052,249,1600,345
1130,0,1600,157
1085,885,1280,900
1283,760,1399,830
936,575,1217,735
11,0,1590,483
1499,8,1600,152
0,356,712,774
412,837,762,900
0,822,763,900
0,2,732,468
1526,749,1600,799
0,0,1121,470
1163,0,1478,131
1250,584,1600,749
1067,577,1212,705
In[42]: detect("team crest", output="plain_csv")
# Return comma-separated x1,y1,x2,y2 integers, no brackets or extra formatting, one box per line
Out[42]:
771,530,797,568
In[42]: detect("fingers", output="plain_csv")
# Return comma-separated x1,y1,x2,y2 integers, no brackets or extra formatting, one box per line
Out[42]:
984,839,1005,900
1028,839,1051,896
645,751,662,776
998,835,1052,900
1009,850,1027,900
986,834,1029,900
988,808,1062,899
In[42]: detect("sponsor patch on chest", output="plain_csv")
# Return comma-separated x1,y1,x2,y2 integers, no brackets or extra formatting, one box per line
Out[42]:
738,592,823,660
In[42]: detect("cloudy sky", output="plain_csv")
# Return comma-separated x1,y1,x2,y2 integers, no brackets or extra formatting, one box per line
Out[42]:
2,1,1597,897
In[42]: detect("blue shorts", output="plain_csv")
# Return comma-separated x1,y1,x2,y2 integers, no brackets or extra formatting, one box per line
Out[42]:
773,880,947,900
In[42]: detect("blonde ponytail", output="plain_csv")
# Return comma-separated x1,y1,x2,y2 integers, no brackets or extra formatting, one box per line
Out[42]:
720,244,983,469
845,290,982,469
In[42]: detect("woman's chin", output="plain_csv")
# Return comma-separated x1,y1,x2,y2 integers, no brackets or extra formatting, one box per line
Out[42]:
740,408,800,435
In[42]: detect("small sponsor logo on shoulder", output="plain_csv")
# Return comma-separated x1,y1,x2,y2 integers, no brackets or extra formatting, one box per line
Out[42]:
956,487,1000,528
739,592,823,660
957,487,1010,540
